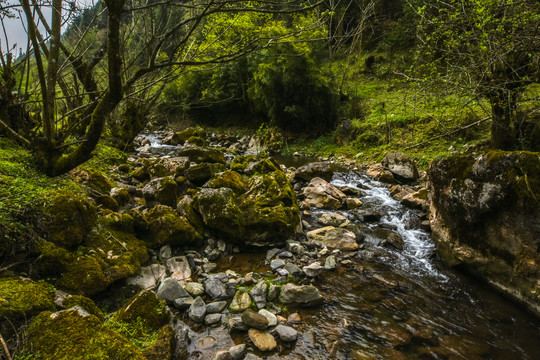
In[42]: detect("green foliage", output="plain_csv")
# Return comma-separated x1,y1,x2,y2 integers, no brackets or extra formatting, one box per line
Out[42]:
106,317,160,350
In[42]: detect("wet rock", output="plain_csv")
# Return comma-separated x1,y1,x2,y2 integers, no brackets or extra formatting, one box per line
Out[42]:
126,264,167,289
166,256,192,283
428,151,540,316
258,309,277,327
188,296,206,322
242,310,269,330
157,277,190,302
228,316,249,331
172,319,190,359
382,152,419,182
270,259,286,271
184,282,205,297
212,351,233,360
204,275,229,300
287,313,302,324
375,228,404,250
206,301,227,314
248,329,277,351
173,296,194,310
303,177,347,209
370,322,412,347
228,344,246,360
179,146,226,164
283,263,303,278
286,240,305,256
307,226,358,251
303,262,324,277
230,290,252,312
204,313,223,326
345,197,363,209
250,281,268,309
318,212,347,227
351,209,383,223
438,335,491,358
244,354,263,360
325,255,337,270
275,325,298,342
294,162,334,182
279,284,324,306
401,188,429,211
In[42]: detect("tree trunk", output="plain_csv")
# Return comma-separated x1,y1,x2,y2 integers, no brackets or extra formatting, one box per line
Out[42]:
490,90,515,150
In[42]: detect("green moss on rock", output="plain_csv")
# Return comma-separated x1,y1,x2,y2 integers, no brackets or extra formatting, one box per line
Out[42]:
42,191,97,249
204,170,247,194
114,290,170,331
27,308,146,360
186,136,206,147
144,205,203,247
70,169,114,194
142,325,175,360
0,278,55,320
62,295,105,322
186,162,227,186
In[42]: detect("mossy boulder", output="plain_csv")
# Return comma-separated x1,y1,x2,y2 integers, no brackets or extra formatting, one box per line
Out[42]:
114,290,170,331
194,170,300,246
142,176,178,207
0,278,55,320
179,146,226,164
27,307,146,360
42,191,97,249
96,194,119,211
186,136,206,147
186,162,227,186
35,215,148,296
144,205,202,247
177,127,206,143
62,295,105,322
428,151,540,316
204,170,247,195
230,155,281,175
142,325,175,360
70,169,114,193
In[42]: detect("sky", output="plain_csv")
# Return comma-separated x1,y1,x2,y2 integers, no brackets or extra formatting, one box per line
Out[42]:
1,0,96,56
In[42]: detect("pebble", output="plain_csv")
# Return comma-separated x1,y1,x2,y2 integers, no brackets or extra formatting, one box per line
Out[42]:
288,313,302,324
173,296,194,310
258,309,278,327
275,325,298,342
188,296,206,323
204,313,223,326
248,329,277,351
184,282,205,297
206,301,227,314
325,255,337,270
212,351,232,360
228,344,246,360
302,262,324,277
242,310,269,330
270,259,286,271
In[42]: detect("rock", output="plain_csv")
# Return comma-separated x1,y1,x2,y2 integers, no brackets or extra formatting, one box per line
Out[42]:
401,188,429,211
173,296,194,310
275,325,298,342
382,152,419,182
228,316,248,331
428,151,540,316
179,146,226,164
267,284,280,301
286,240,305,256
351,209,383,223
283,263,303,278
206,301,227,314
244,354,263,360
302,262,324,277
184,282,205,297
303,177,346,209
228,344,246,360
110,187,131,207
166,256,192,283
230,290,252,312
157,278,190,302
376,170,395,183
142,325,176,360
159,245,172,261
345,197,363,209
204,313,223,326
438,335,490,358
374,228,404,250
279,284,324,306
287,313,302,324
0,278,55,320
204,275,229,300
188,296,206,322
186,162,227,186
204,170,247,195
318,212,347,227
27,307,146,359
126,264,167,289
242,310,269,330
258,309,277,327
195,188,246,240
142,176,178,207
249,281,268,309
115,290,170,331
294,162,334,182
145,205,202,247
270,259,286,271
172,319,190,359
307,226,358,251
325,255,337,270
248,329,277,351
212,350,233,360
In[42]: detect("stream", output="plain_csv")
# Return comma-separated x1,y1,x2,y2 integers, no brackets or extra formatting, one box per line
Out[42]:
135,134,540,359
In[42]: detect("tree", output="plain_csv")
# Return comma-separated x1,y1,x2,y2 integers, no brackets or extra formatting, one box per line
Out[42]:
0,0,324,176
416,0,540,149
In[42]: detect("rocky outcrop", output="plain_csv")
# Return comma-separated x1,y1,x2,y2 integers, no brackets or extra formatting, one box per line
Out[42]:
428,151,540,315
382,152,420,183
302,177,346,210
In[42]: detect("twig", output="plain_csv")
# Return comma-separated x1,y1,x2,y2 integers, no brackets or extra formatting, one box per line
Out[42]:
404,116,491,150
0,332,12,360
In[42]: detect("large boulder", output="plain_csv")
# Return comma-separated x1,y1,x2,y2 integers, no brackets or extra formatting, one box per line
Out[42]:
142,176,178,207
382,153,419,183
194,170,300,246
428,151,540,316
294,162,335,182
114,290,170,331
179,146,225,164
144,205,202,247
306,226,358,251
279,284,324,306
303,177,346,210
0,278,55,320
186,163,227,186
26,307,146,360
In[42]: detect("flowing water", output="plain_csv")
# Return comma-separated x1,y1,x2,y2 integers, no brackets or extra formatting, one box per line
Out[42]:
137,134,540,359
